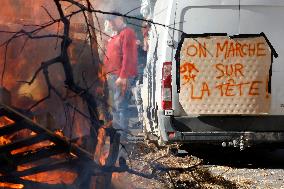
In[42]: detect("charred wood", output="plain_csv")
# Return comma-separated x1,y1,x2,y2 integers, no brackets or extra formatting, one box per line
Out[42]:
0,134,48,152
5,159,79,178
0,104,94,160
0,176,75,189
5,145,65,166
0,122,26,136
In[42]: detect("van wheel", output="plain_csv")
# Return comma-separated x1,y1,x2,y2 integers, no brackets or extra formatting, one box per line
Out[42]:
167,146,178,156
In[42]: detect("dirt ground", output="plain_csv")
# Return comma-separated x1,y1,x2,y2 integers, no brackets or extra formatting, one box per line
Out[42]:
111,142,284,189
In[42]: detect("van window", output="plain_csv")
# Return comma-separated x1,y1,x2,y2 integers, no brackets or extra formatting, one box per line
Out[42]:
240,3,284,71
180,4,240,35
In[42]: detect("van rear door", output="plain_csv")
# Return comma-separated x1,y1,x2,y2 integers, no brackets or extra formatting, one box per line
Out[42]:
175,0,241,115
240,0,284,114
178,0,240,35
175,0,284,116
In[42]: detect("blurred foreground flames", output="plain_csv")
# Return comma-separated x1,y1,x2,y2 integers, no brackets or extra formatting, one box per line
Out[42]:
0,0,132,188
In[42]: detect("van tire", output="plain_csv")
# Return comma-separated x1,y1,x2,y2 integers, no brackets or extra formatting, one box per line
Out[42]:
167,146,178,156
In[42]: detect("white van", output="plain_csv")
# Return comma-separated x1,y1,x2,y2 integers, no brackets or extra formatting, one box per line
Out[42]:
142,0,284,149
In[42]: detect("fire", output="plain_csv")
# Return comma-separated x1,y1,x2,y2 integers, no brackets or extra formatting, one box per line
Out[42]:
21,170,77,185
0,0,124,188
11,138,52,155
0,115,14,127
0,116,14,145
11,130,77,185
94,123,111,166
0,115,78,185
0,136,11,145
0,117,23,188
0,183,24,189
111,172,135,189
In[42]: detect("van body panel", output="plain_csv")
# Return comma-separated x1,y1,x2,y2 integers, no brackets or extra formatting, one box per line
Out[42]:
142,0,284,146
172,2,241,117
186,0,239,6
172,0,284,116
240,0,284,6
239,3,284,114
142,0,175,135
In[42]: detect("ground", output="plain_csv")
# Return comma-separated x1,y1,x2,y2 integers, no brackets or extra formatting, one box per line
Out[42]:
117,104,284,189
112,142,284,189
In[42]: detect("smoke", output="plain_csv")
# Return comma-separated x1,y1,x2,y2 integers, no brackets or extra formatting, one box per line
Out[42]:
96,0,141,15
0,1,97,139
0,0,144,138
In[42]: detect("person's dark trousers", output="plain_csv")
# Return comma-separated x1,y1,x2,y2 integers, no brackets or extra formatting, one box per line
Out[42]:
107,74,135,141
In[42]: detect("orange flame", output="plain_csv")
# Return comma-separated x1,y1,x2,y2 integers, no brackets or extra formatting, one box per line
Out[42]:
0,0,116,188
0,183,24,189
0,116,14,127
0,116,14,145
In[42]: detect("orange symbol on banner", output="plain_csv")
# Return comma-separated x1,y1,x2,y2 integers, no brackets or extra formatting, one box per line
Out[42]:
180,62,199,84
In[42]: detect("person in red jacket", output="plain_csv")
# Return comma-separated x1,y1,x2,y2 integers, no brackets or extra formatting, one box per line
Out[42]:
104,13,138,141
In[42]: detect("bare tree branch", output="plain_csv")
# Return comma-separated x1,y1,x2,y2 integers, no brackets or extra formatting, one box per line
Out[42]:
41,5,56,21
17,56,61,85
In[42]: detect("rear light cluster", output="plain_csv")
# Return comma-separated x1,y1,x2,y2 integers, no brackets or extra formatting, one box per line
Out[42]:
162,62,172,110
167,132,175,139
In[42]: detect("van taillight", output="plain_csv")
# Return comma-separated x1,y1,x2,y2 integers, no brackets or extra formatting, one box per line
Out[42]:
162,62,172,110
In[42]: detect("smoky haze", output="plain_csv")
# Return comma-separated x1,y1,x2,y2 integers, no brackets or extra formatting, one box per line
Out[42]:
97,0,141,15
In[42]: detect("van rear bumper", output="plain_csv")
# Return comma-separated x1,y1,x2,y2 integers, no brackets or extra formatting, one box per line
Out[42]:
159,114,284,147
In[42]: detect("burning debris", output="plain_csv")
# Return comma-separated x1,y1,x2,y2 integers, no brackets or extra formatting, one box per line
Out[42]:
0,103,130,188
0,0,126,188
0,104,91,187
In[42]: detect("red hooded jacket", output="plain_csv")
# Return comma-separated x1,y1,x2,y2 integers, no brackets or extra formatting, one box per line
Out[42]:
104,27,138,79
